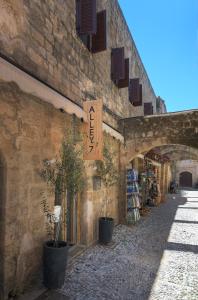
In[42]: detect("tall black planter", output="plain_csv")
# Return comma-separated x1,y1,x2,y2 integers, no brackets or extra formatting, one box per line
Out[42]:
43,241,68,289
99,217,114,244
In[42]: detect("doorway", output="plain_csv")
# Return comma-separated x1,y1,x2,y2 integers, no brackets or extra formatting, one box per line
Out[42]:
179,171,192,188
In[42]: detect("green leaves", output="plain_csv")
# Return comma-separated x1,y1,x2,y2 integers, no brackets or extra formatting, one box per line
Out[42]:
40,135,85,199
60,138,85,198
96,146,119,187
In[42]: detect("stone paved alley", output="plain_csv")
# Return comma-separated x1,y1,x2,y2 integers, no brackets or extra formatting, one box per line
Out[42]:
57,190,198,300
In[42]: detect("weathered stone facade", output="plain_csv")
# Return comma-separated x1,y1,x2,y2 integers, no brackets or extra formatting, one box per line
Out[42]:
119,110,198,163
156,96,167,114
173,160,198,188
1,0,195,299
0,79,121,297
0,0,156,125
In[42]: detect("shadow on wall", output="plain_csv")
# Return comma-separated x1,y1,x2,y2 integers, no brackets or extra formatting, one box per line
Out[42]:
0,152,6,299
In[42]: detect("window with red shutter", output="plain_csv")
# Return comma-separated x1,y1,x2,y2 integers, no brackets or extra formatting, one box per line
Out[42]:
111,47,125,84
117,58,129,88
91,10,107,53
76,0,97,35
144,102,153,115
129,78,139,104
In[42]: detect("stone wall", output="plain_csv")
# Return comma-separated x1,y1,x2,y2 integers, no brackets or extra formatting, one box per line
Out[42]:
0,80,121,297
0,0,161,297
0,0,156,125
119,111,198,163
174,160,198,187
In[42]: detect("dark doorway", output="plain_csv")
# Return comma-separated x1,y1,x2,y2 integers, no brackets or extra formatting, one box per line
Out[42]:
179,171,192,187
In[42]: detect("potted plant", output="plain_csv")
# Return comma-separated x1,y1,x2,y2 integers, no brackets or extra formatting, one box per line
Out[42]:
96,146,119,244
40,134,85,289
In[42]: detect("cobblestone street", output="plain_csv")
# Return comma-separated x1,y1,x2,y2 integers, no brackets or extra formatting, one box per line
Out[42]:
59,190,198,300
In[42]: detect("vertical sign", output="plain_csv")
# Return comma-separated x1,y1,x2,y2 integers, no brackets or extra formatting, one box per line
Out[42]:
83,99,103,160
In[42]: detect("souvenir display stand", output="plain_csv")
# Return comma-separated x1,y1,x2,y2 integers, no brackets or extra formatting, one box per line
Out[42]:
126,168,140,224
142,159,160,206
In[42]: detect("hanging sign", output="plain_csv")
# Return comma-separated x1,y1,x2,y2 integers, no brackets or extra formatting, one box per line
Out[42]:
83,99,103,160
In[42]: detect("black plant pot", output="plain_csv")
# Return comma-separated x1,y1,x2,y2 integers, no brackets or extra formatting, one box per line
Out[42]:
99,217,114,244
43,240,68,289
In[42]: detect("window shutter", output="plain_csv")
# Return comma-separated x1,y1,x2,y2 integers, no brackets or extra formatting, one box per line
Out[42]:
129,78,139,104
144,102,153,115
76,0,81,32
129,79,132,103
77,0,97,35
111,47,125,83
138,84,142,106
91,10,107,53
117,58,129,88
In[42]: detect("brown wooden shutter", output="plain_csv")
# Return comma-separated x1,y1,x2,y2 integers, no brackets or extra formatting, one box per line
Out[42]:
129,79,133,103
111,47,125,83
138,84,142,106
91,10,107,53
129,78,139,104
144,102,153,115
77,0,97,35
117,58,129,88
76,0,81,33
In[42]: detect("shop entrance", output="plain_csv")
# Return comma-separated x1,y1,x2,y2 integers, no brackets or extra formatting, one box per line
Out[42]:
126,155,162,225
179,171,192,187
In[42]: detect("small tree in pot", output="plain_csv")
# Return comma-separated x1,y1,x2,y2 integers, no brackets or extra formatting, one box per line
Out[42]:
96,146,119,244
40,135,85,289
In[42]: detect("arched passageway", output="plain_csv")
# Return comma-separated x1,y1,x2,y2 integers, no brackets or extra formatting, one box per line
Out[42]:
119,110,198,163
179,171,192,187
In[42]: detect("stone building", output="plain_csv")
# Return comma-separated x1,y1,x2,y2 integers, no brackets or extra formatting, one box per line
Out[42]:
0,0,186,298
172,160,198,188
156,96,167,114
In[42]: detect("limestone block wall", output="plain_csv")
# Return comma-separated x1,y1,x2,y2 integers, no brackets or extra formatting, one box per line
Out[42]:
174,160,198,187
0,80,121,297
0,0,159,297
0,0,156,125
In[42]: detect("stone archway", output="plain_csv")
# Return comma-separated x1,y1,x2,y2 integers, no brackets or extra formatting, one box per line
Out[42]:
119,110,198,163
0,152,6,299
118,108,198,222
179,171,192,188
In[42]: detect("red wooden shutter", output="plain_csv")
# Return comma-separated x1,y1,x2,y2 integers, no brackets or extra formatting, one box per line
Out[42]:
77,0,97,35
117,58,129,88
111,47,125,83
91,10,107,53
144,102,153,115
129,78,139,104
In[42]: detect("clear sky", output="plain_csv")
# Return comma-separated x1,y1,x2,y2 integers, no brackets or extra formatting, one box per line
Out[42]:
118,0,198,112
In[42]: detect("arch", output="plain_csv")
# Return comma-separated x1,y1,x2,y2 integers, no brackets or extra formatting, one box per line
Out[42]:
179,171,192,188
125,141,197,164
0,151,6,299
119,110,198,163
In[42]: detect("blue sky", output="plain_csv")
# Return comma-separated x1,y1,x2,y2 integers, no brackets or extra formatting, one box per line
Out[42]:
118,0,198,112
